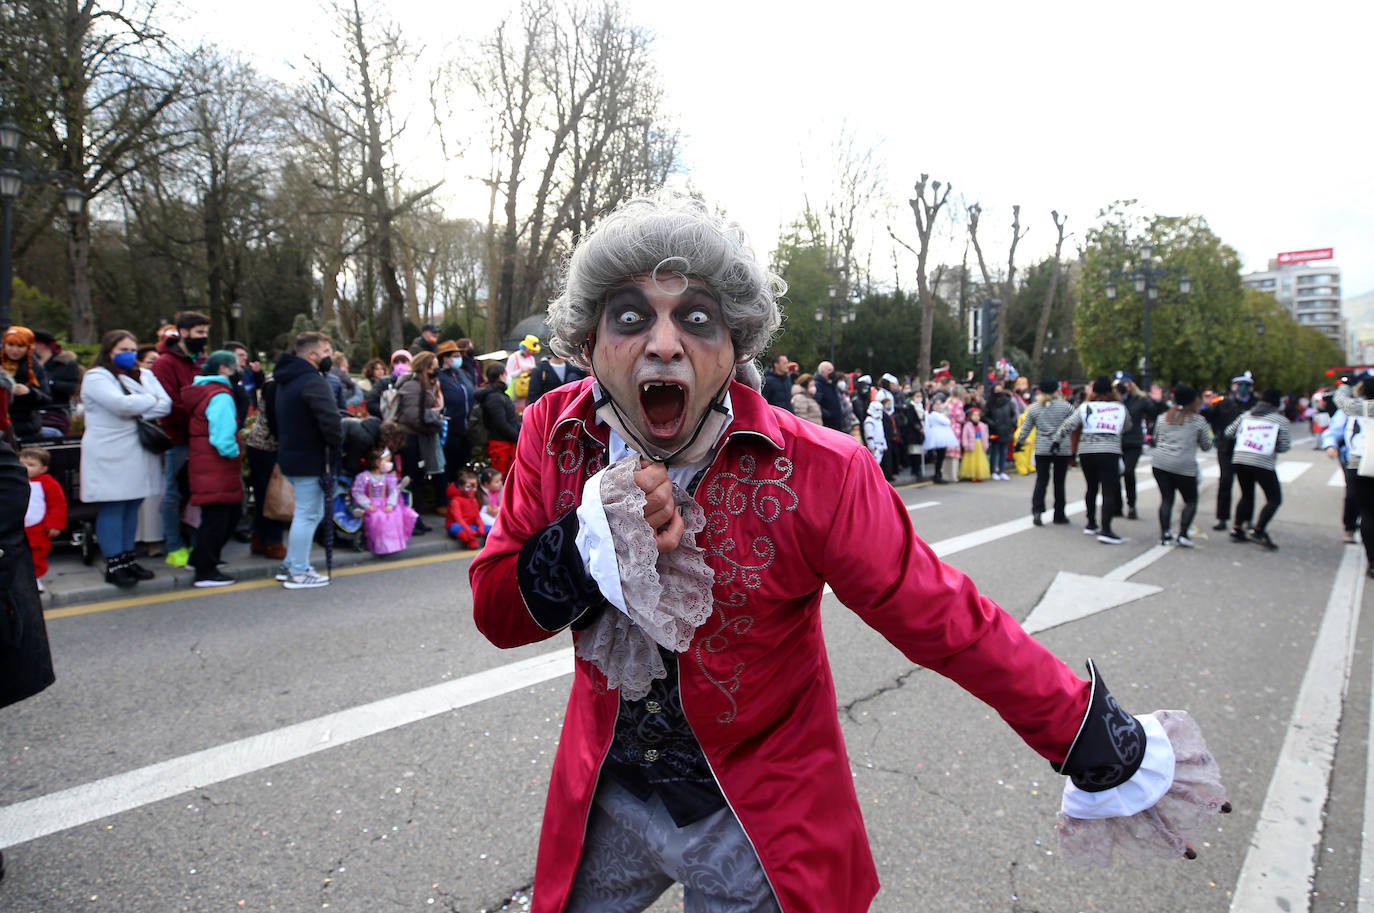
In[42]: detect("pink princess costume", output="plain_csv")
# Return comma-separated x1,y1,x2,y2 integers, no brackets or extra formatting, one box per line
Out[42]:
350,471,418,555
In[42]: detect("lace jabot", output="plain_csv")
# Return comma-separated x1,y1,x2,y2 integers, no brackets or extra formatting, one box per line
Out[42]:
574,457,715,700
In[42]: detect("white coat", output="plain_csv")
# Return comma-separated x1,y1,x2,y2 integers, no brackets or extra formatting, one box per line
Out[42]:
79,366,172,503
863,400,887,461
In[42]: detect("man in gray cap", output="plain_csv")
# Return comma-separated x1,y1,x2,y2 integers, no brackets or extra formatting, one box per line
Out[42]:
1205,370,1255,530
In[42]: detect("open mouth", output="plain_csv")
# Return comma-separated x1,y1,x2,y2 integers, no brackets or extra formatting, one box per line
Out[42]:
639,381,688,440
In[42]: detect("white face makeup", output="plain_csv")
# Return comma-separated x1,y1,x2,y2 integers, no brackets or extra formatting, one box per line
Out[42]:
591,272,735,452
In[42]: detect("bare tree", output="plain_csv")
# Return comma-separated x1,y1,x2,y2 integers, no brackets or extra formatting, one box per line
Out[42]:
466,0,681,348
1,0,188,341
896,174,951,379
1031,210,1067,377
967,202,1028,363
801,125,884,300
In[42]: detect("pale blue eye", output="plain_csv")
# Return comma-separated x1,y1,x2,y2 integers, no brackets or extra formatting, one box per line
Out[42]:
616,311,643,326
685,310,710,325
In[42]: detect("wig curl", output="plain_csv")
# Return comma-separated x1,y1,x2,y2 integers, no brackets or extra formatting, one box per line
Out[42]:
546,190,785,371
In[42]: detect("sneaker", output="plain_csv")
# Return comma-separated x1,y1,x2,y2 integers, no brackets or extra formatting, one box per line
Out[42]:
283,570,330,589
1161,530,1174,543
1344,531,1357,544
1250,530,1278,550
1098,532,1124,545
1229,528,1249,544
1176,535,1195,548
193,572,237,588
1032,513,1043,527
933,478,949,485
1083,525,1099,535
274,563,293,581
36,578,45,593
165,547,190,568
1213,520,1229,531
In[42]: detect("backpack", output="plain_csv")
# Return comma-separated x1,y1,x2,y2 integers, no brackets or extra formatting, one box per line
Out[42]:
379,383,401,423
465,398,488,452
511,369,531,399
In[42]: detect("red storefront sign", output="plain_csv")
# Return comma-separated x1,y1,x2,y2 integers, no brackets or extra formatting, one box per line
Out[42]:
1276,248,1334,264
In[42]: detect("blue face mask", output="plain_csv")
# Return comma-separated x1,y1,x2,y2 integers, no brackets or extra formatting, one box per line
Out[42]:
112,351,138,370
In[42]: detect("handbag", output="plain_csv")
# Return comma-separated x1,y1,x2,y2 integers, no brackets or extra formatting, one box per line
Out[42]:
1358,403,1374,478
117,373,173,454
262,464,297,521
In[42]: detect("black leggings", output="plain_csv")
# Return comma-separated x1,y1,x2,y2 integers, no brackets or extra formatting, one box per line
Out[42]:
1079,452,1120,535
1152,468,1199,537
1354,475,1374,565
1234,465,1282,533
1032,454,1071,515
1120,445,1142,510
927,448,947,480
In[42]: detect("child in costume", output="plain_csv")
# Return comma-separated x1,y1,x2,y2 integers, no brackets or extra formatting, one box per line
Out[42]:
446,470,484,548
20,447,66,589
350,448,417,555
476,466,503,534
959,405,991,482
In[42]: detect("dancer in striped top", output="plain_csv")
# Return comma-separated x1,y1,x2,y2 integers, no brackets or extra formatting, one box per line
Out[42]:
1015,378,1074,526
1223,388,1291,550
1150,385,1213,547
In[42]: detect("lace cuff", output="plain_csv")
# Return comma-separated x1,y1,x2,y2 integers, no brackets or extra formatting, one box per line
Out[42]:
1056,710,1229,865
574,457,715,700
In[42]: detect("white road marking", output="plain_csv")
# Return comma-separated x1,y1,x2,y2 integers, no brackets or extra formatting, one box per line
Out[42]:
1021,545,1172,634
1231,545,1364,912
907,501,940,512
0,648,576,849
1331,468,1347,487
1278,461,1312,483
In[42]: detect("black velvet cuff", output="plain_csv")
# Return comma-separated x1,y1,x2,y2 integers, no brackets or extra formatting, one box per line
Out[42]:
1051,659,1147,792
516,510,609,632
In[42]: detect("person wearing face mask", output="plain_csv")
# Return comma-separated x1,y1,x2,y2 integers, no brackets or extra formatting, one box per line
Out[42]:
1205,370,1255,531
182,351,246,587
471,193,1229,913
395,350,446,523
79,330,173,586
790,372,823,425
273,332,344,589
150,311,211,567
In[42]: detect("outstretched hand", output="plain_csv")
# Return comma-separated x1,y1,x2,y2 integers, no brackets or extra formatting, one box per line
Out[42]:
634,458,684,554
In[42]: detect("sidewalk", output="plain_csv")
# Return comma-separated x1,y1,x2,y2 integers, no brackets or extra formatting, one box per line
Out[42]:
39,523,468,609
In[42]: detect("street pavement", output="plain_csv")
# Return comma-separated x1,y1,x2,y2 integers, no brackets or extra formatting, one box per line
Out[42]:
2,437,1370,913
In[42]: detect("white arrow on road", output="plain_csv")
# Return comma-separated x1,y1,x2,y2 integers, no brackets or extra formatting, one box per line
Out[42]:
1021,544,1171,635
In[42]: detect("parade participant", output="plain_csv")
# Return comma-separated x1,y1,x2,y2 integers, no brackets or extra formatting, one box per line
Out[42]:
183,351,245,587
1115,372,1158,520
470,192,1227,913
863,391,888,468
1334,378,1374,572
959,404,991,481
1321,403,1359,543
1052,376,1131,545
1150,385,1212,547
1205,370,1255,531
1225,387,1291,550
1016,378,1074,526
19,446,66,590
350,447,417,555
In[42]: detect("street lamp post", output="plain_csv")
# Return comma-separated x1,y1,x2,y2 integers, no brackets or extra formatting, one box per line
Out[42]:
1103,242,1192,390
0,119,86,331
814,284,856,366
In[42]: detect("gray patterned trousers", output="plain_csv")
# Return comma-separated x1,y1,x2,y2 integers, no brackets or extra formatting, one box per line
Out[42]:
565,780,782,913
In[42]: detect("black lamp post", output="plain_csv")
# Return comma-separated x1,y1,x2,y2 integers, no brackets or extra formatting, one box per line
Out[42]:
0,119,86,331
1103,242,1192,390
814,283,856,366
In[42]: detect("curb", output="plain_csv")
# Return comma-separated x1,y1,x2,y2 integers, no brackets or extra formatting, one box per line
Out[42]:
41,534,465,609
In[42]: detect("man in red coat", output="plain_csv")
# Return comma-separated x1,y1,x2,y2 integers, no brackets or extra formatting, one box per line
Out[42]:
470,193,1227,913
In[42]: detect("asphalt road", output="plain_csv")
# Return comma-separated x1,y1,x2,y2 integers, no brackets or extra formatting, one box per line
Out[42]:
2,439,1368,913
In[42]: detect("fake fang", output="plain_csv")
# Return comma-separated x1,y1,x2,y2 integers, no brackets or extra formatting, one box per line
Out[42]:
640,381,687,439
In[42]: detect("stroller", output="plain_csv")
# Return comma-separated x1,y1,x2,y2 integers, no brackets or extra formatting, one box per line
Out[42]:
320,417,413,552
45,435,101,565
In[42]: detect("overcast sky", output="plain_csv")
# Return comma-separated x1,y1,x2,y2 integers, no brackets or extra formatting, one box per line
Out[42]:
175,0,1374,296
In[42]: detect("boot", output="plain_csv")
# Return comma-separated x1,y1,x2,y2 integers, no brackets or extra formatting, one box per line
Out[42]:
122,551,155,580
105,555,138,588
250,533,268,556
1052,511,1071,525
1032,512,1043,527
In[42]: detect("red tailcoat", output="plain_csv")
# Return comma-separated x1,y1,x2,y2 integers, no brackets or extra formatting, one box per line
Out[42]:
471,378,1090,913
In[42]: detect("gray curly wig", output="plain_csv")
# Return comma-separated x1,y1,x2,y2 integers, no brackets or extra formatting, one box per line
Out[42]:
546,190,785,373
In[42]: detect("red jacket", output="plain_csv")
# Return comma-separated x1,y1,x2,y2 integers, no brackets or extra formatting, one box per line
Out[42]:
471,379,1090,913
445,483,481,529
151,340,205,444
26,472,66,531
184,380,242,505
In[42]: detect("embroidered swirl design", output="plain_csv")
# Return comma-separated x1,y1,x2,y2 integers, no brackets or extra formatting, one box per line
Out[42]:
694,450,798,723
549,423,605,515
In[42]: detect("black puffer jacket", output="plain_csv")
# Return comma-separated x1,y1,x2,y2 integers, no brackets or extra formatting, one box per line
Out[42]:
762,369,793,413
1121,394,1158,448
273,353,343,477
41,349,82,410
475,381,520,442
